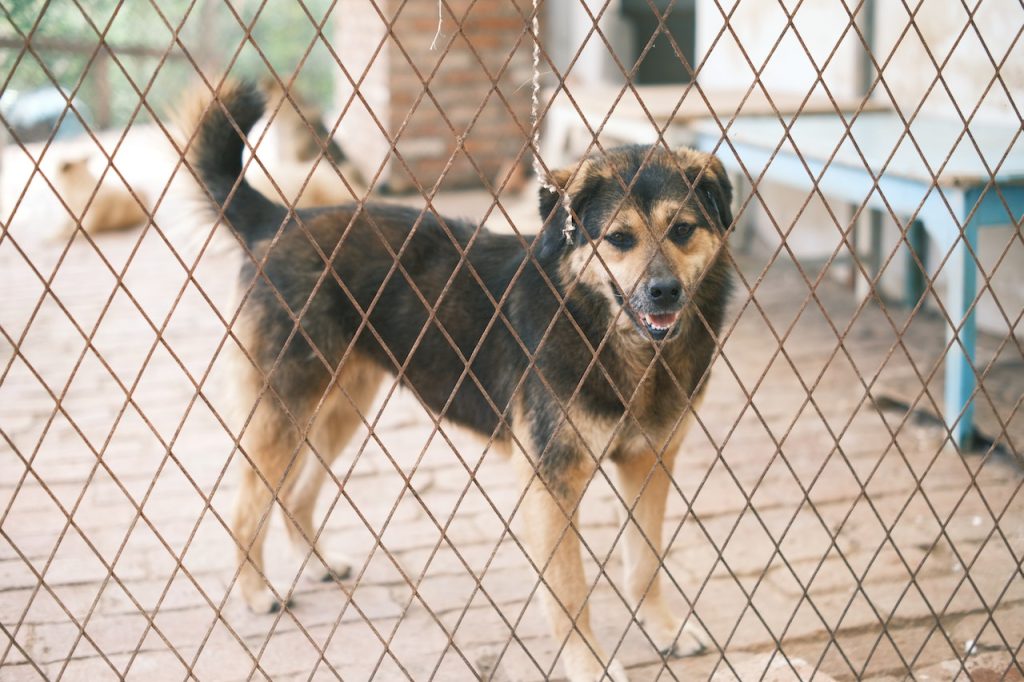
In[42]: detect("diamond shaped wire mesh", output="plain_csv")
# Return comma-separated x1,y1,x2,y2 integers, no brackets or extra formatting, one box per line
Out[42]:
1,0,1022,680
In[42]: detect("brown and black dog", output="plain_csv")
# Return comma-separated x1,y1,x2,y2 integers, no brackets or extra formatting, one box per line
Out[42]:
184,81,732,682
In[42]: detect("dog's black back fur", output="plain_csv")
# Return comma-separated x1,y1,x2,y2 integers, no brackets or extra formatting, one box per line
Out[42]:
190,81,731,469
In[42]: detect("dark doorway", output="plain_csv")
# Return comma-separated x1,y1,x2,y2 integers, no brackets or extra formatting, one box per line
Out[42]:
621,0,696,84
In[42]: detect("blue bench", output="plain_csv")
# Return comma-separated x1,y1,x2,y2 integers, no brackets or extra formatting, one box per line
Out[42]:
688,111,1024,448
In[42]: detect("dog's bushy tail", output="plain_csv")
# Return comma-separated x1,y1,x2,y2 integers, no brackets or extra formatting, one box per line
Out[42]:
177,80,286,244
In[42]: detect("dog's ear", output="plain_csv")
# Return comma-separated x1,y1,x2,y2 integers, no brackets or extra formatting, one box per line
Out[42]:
692,153,733,231
58,157,89,175
537,158,598,258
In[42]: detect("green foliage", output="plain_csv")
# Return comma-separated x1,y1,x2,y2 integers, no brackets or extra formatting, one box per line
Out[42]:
1,0,338,132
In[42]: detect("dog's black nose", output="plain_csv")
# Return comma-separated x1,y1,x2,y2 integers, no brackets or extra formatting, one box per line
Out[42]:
647,277,681,303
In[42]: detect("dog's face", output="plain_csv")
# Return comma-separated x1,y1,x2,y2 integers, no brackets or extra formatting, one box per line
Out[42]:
539,145,733,342
56,156,92,183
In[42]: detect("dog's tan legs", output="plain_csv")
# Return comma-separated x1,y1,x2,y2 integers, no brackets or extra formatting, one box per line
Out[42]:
279,447,350,583
233,413,300,614
282,374,380,583
233,359,382,612
615,448,706,658
516,454,627,682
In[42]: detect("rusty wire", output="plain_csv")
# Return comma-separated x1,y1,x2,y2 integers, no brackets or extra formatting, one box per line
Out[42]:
1,0,1022,680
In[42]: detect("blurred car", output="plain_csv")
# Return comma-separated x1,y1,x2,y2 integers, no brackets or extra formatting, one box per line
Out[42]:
0,86,89,143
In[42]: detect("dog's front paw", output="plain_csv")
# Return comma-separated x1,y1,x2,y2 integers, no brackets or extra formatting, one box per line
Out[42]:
564,652,629,682
244,587,291,614
656,620,708,659
301,550,353,583
639,605,708,659
604,658,628,681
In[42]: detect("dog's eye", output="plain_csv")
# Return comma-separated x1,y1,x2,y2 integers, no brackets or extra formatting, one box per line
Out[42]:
605,231,635,249
671,221,697,243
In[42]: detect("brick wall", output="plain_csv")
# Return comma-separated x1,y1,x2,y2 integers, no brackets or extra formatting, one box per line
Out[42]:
335,0,533,192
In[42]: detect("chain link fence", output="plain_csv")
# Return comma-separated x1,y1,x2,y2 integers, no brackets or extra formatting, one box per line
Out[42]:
1,0,1022,680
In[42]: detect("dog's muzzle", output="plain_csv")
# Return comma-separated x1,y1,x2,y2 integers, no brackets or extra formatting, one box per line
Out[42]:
612,282,685,342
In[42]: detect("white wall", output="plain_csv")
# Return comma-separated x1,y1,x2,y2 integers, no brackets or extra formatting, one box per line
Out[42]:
544,0,635,87
874,0,1023,125
696,0,863,100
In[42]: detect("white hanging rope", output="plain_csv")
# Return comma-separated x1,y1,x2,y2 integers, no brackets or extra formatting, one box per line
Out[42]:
530,0,575,243
430,0,443,50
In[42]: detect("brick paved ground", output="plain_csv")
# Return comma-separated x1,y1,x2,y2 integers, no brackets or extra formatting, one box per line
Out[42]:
1,131,1022,680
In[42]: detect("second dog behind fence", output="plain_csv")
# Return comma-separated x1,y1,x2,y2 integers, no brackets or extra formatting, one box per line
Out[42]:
182,80,733,682
243,79,369,209
53,155,150,238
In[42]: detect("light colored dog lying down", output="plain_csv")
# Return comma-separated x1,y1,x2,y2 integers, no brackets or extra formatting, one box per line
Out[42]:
54,156,149,236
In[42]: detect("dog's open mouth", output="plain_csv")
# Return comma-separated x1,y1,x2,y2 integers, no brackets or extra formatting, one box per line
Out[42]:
611,285,683,341
640,311,681,340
